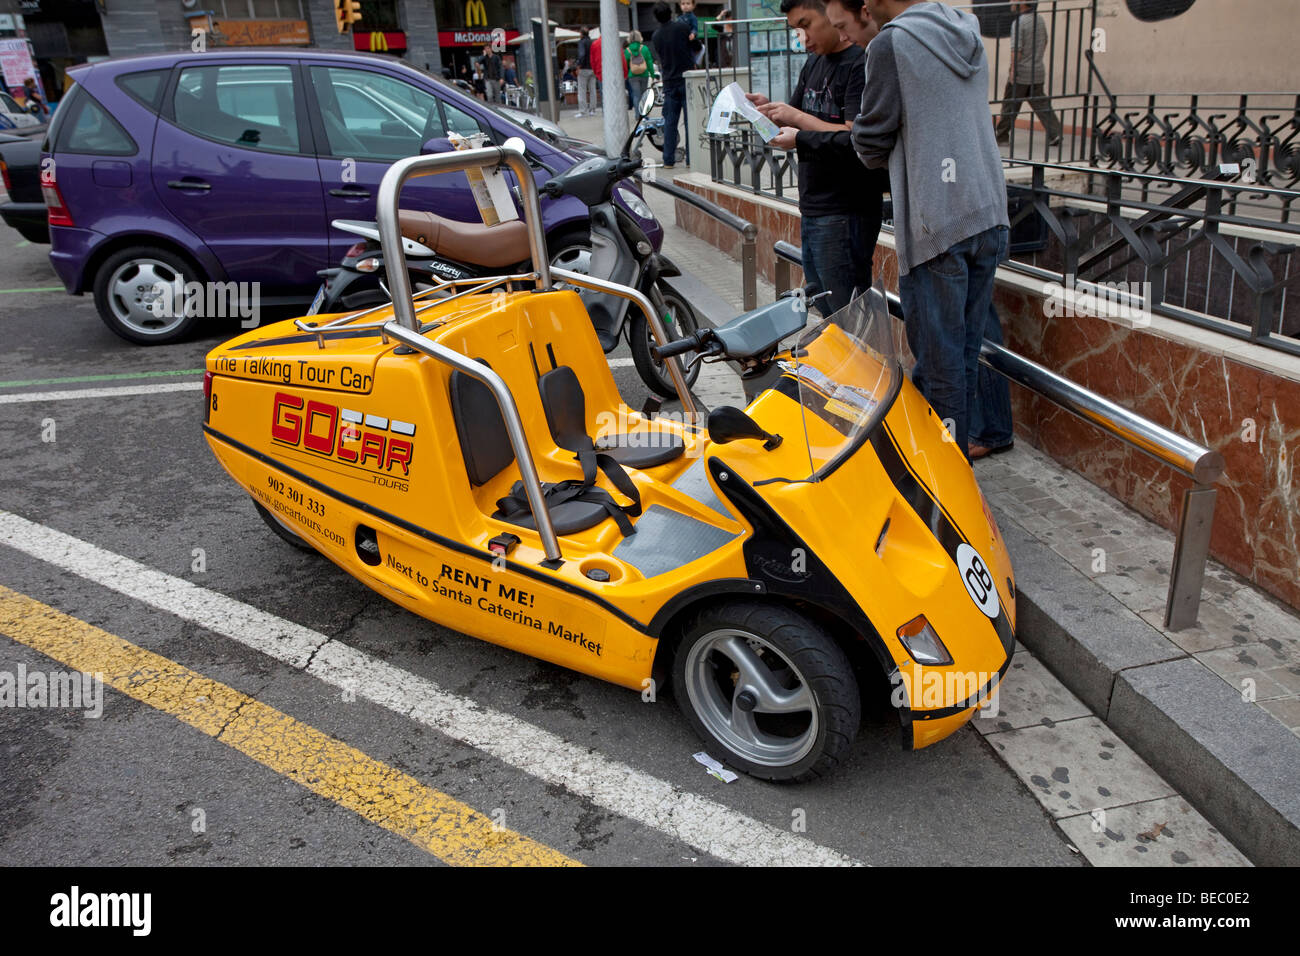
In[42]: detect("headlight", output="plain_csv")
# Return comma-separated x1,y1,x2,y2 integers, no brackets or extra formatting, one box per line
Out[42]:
897,615,953,666
616,186,653,220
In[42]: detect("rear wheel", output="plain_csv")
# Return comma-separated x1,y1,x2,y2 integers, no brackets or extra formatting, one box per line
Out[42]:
547,225,591,276
92,245,204,345
672,601,860,782
630,283,701,397
253,502,316,553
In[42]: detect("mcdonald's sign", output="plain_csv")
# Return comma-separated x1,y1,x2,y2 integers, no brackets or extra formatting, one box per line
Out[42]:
465,0,487,27
368,30,388,51
351,30,406,51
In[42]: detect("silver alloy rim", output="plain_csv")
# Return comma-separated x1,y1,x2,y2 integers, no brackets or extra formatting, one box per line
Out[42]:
550,243,592,276
655,292,699,384
106,258,187,336
684,628,819,767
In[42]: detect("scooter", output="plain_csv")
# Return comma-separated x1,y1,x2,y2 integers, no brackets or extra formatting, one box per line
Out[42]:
310,98,698,397
202,133,1015,783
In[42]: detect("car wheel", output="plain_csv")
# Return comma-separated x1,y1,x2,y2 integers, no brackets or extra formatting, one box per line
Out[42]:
92,245,203,345
253,502,316,553
673,601,860,782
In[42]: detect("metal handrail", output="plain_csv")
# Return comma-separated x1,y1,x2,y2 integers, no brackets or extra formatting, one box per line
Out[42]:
771,240,1224,630
642,176,759,312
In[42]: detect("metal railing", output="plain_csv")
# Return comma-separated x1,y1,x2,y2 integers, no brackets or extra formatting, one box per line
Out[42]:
1009,160,1300,351
772,239,1224,631
642,175,758,312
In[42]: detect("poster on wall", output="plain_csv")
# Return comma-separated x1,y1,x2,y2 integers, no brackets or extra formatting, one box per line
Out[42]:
0,37,44,104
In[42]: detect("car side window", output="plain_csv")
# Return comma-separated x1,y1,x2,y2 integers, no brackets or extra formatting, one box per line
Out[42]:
117,70,169,112
0,92,19,113
442,100,485,138
309,66,447,162
54,87,137,156
171,64,300,154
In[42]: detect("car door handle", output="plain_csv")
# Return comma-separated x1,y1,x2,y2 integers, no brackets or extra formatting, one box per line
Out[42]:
329,187,371,198
167,179,211,191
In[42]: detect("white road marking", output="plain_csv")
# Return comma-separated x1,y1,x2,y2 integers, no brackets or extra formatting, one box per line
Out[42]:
607,357,634,368
0,509,861,867
0,382,202,404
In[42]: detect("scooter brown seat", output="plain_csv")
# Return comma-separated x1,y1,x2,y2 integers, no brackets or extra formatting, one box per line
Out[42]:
398,210,531,269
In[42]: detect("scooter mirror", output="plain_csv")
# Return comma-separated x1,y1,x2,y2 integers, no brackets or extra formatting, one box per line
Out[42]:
502,136,526,155
420,137,455,155
638,87,656,119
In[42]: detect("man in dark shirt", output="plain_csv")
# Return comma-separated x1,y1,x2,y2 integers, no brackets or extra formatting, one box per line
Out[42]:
748,0,887,316
651,1,694,168
481,45,503,103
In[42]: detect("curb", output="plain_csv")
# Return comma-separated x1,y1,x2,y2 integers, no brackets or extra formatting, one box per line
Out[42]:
995,508,1300,866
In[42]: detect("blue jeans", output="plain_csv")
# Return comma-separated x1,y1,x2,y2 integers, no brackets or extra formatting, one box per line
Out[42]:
969,301,1014,449
897,225,1009,458
661,79,686,165
800,212,879,317
628,75,647,110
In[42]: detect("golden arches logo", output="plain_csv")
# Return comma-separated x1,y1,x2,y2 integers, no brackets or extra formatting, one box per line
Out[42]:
368,31,388,52
465,0,487,27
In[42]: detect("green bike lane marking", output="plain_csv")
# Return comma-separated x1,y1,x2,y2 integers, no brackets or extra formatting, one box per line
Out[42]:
0,369,206,389
0,286,64,293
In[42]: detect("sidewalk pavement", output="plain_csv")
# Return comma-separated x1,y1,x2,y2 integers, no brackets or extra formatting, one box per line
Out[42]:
544,105,1299,864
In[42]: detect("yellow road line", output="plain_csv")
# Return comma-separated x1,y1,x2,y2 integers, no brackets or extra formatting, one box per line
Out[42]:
0,586,579,867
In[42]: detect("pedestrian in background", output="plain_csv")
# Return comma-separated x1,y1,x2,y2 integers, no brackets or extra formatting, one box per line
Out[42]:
481,44,503,104
996,0,1062,146
852,0,1010,460
576,27,598,116
625,30,656,111
591,33,626,109
22,78,47,118
652,1,693,168
749,0,877,317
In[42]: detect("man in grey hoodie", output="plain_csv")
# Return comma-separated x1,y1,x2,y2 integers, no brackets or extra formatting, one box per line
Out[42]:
851,0,1009,461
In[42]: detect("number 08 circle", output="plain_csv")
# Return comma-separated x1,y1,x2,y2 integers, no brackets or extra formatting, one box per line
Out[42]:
956,543,1000,618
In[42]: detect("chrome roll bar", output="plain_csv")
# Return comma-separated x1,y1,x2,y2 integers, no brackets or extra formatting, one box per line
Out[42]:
550,267,700,420
376,143,550,332
380,321,563,564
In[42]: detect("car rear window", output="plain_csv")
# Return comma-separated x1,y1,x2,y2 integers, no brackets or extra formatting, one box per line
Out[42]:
117,70,168,112
54,86,137,156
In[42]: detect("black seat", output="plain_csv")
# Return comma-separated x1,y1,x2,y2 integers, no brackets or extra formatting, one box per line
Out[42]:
448,362,637,537
538,365,684,471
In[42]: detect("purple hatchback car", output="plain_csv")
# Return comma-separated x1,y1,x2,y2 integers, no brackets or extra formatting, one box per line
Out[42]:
43,49,661,344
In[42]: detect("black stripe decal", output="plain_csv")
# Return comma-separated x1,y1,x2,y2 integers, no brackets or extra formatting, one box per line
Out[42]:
871,422,1016,660
204,424,652,635
228,327,391,350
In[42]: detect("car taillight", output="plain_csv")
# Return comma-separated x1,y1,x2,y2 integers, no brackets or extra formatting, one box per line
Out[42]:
203,371,213,422
43,178,74,228
0,159,10,192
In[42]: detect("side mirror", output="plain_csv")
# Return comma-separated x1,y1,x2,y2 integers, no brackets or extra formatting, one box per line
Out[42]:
707,406,783,450
637,87,656,119
421,137,454,155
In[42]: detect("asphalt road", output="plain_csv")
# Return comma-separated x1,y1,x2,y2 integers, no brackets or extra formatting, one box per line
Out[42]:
0,232,1084,866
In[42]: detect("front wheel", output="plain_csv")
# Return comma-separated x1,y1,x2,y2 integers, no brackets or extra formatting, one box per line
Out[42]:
672,602,860,782
629,284,701,397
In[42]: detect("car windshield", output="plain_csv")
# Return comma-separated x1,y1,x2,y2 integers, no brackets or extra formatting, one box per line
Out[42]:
784,282,901,481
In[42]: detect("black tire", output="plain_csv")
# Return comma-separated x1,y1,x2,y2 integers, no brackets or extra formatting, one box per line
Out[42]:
92,244,204,345
629,283,701,398
253,502,317,553
672,601,860,782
